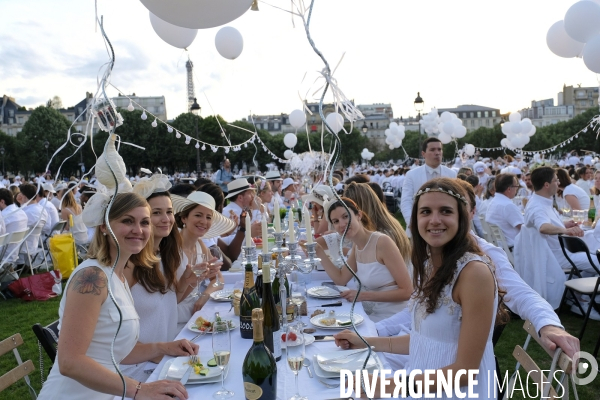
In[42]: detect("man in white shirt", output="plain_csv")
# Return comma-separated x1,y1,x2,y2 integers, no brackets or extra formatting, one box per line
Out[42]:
15,184,48,255
38,184,60,236
0,188,26,265
221,178,259,245
265,171,283,213
401,137,457,229
485,173,524,248
514,167,598,309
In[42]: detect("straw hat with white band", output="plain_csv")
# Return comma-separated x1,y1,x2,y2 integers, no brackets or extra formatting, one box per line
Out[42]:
224,178,256,199
265,171,283,181
171,192,236,239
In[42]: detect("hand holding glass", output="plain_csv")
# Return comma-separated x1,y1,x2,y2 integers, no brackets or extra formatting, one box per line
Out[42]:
212,321,234,399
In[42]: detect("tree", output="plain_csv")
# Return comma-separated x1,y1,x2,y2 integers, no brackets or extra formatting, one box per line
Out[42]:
46,96,63,109
0,130,17,176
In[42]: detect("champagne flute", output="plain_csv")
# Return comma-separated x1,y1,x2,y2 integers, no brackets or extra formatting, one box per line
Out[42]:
191,252,208,298
290,281,307,325
212,320,234,399
286,324,307,400
209,245,224,287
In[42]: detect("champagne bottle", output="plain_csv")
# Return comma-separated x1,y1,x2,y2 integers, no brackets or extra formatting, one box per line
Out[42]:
240,263,261,339
242,308,277,400
254,256,263,299
261,261,282,361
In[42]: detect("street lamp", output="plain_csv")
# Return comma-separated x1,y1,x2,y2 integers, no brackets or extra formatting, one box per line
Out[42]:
0,147,5,175
190,98,201,174
43,140,49,165
77,135,84,176
414,92,424,158
361,121,368,133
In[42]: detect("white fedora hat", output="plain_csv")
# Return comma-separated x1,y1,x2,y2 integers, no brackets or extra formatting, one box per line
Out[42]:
265,171,283,181
224,178,255,199
171,192,236,239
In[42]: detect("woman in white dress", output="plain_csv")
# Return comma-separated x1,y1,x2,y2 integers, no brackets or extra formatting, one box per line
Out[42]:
38,192,195,400
314,197,412,322
556,168,590,211
335,178,508,398
171,191,236,330
60,188,89,245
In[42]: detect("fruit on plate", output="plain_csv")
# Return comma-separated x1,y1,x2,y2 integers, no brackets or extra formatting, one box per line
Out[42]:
207,358,217,367
281,332,297,342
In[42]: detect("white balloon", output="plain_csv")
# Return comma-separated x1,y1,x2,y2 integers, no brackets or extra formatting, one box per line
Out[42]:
149,12,197,49
511,122,522,134
283,133,297,148
520,119,532,134
385,128,392,137
438,132,452,144
583,33,600,73
509,112,521,123
547,20,585,58
284,149,294,159
527,126,537,137
454,125,467,139
389,122,399,130
465,144,475,156
501,138,509,148
564,1,600,43
501,123,512,135
523,135,531,145
397,130,405,140
288,109,306,129
441,111,452,123
443,122,455,136
215,26,243,60
325,112,344,133
141,0,253,29
389,145,395,150
390,126,399,136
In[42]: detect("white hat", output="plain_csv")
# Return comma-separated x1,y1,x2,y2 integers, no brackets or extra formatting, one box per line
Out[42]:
42,183,56,193
171,192,236,239
14,176,21,180
281,177,296,191
473,161,485,173
132,174,172,199
54,182,67,191
509,167,522,175
265,171,283,181
224,178,255,199
302,185,335,207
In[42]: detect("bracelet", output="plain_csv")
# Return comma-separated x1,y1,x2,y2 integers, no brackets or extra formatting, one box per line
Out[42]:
238,225,246,232
133,381,142,399
388,337,392,353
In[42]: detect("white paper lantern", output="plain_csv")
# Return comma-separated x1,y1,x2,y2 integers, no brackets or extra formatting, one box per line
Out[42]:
325,112,344,133
215,26,243,60
283,133,298,148
149,12,197,49
140,0,253,29
289,109,306,129
547,20,585,58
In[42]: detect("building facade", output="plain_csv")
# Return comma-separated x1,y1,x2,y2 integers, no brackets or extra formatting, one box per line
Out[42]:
112,94,167,121
519,98,574,127
560,84,598,116
436,105,502,133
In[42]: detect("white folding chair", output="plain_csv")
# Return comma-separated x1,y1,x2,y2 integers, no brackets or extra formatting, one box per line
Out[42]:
487,223,515,266
20,223,47,275
478,215,495,244
5,230,29,278
41,220,67,268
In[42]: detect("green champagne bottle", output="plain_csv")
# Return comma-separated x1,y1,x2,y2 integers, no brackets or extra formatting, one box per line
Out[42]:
240,263,261,339
242,308,277,400
261,261,282,361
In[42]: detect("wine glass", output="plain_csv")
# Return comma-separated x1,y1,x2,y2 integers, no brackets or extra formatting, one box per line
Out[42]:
290,281,307,325
210,245,224,287
190,252,208,298
286,324,307,400
212,321,234,399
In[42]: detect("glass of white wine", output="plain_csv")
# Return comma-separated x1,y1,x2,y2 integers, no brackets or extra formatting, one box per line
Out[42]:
286,324,307,400
290,281,307,325
210,245,224,287
212,320,234,399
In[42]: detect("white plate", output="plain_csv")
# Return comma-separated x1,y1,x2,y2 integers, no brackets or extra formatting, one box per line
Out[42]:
307,286,346,299
281,333,315,349
159,355,229,384
582,225,593,231
313,350,383,378
187,319,238,334
210,290,234,302
309,312,363,329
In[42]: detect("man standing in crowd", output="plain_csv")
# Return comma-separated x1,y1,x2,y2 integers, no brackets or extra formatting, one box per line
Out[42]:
215,159,234,196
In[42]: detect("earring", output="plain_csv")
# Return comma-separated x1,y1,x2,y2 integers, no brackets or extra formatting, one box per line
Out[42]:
183,223,186,228
103,232,107,236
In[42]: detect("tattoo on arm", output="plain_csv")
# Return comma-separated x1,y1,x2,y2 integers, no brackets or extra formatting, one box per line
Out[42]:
71,267,107,295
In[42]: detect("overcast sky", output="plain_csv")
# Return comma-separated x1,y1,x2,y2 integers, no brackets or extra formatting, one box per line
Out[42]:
1,0,598,123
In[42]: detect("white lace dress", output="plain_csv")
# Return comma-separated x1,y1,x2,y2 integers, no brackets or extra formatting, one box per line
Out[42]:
407,253,498,399
354,232,406,322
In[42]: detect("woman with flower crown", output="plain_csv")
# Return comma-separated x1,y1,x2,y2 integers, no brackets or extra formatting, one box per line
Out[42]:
334,178,507,398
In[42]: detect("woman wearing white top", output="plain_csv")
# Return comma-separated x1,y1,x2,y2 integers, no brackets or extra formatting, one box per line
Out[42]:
38,192,195,400
60,187,89,245
556,168,590,211
592,170,600,211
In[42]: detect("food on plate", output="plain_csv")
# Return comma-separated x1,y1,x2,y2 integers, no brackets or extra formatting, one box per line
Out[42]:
319,317,337,326
338,320,353,327
193,315,234,332
207,358,217,367
303,328,316,334
186,357,210,375
310,309,325,318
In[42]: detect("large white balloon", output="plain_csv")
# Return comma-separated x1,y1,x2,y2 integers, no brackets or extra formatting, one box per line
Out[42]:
440,111,452,123
140,0,253,29
547,20,585,58
500,138,510,148
501,122,512,135
283,133,298,148
284,150,294,159
583,33,600,73
443,122,455,136
438,132,452,144
149,12,198,49
527,125,537,137
454,125,467,139
215,26,243,60
325,112,344,133
465,144,475,156
564,1,600,43
508,112,521,123
288,109,306,129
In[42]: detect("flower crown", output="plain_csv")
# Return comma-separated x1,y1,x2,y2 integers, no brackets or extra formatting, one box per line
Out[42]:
413,187,467,205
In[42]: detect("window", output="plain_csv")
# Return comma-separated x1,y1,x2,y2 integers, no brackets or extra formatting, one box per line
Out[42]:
470,112,474,118
486,119,490,126
376,122,379,128
484,111,489,117
274,122,279,130
17,116,23,124
492,111,496,117
462,112,467,118
477,111,481,118
471,120,474,127
8,118,13,124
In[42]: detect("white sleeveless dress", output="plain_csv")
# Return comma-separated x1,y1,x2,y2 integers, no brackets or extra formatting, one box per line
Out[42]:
120,260,178,382
407,253,498,399
64,207,89,245
176,242,208,331
38,259,140,400
354,232,406,322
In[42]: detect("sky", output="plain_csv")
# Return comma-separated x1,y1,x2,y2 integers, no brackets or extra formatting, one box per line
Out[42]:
1,0,599,124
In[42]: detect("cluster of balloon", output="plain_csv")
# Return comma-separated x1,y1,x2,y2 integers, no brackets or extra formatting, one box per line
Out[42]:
384,122,405,150
143,0,250,58
500,112,536,149
437,112,467,144
546,0,600,73
361,148,374,161
283,133,298,159
420,108,441,136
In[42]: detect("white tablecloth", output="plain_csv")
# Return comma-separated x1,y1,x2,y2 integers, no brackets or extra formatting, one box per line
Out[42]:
116,274,385,400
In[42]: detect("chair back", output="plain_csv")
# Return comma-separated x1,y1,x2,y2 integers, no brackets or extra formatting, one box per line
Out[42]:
0,233,11,261
558,235,600,278
478,215,495,244
488,223,515,265
32,320,59,363
49,220,67,236
0,333,36,398
8,230,28,245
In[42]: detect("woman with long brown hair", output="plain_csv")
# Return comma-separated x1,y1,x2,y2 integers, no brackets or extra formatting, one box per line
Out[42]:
60,186,89,245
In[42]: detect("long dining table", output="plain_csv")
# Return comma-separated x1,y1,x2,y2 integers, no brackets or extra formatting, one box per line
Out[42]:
116,269,388,400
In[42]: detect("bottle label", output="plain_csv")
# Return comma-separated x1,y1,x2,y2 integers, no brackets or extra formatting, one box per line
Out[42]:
273,329,282,359
244,382,263,400
240,316,253,332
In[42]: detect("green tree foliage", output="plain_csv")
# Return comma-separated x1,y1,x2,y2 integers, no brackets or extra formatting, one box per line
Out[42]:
0,130,17,175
